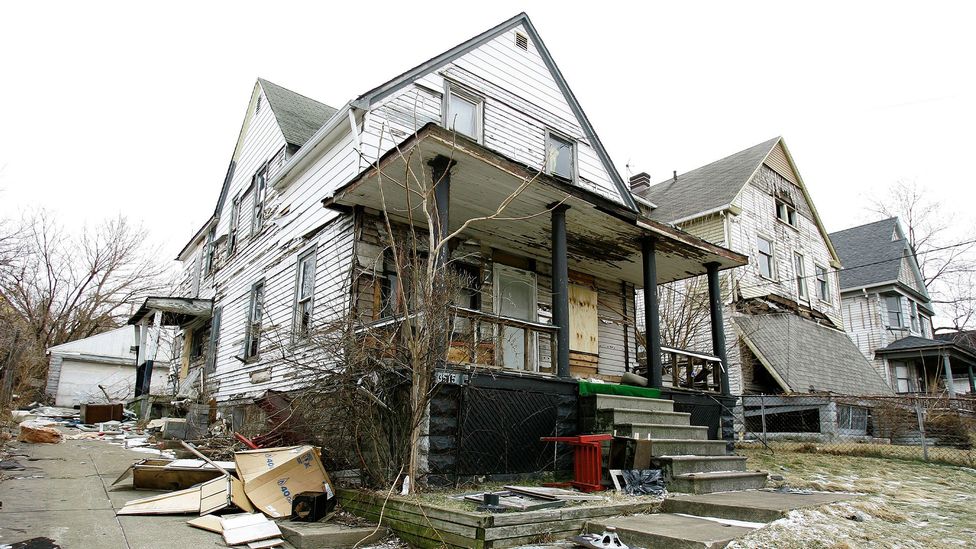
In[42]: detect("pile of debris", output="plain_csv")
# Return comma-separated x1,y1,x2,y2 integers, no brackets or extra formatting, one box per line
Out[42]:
114,442,336,547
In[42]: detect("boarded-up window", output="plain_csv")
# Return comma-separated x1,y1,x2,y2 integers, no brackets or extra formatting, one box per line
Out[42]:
569,284,599,355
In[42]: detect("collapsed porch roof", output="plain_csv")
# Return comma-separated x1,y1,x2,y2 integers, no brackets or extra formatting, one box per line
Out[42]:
128,296,214,326
323,124,746,286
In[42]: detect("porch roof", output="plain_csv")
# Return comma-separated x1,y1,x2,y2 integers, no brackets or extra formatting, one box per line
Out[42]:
875,336,976,371
323,124,746,286
128,296,213,326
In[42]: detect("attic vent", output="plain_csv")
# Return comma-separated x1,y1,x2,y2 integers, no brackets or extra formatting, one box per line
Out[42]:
515,32,528,51
255,95,262,115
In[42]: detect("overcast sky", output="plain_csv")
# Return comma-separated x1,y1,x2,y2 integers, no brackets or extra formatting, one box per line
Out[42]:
2,1,974,262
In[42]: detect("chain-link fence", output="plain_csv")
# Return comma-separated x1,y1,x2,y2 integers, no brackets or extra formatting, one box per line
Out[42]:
735,394,976,467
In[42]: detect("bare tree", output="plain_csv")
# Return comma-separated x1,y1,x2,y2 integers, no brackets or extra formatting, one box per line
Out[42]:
869,180,976,330
0,211,169,403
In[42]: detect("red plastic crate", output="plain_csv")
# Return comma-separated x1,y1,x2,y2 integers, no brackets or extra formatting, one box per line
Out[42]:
540,434,612,492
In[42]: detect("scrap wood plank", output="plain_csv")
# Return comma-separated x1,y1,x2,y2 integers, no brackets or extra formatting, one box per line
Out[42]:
340,499,478,538
462,492,566,512
116,486,202,515
485,527,580,549
337,489,490,528
345,504,483,549
504,485,604,501
483,519,586,541
222,513,281,546
187,514,224,533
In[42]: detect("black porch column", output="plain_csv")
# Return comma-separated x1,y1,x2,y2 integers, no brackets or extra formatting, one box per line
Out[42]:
968,364,975,394
641,237,662,388
551,203,571,378
428,155,455,267
706,262,731,397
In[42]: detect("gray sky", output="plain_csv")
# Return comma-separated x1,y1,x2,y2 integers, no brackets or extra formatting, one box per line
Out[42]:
2,1,974,262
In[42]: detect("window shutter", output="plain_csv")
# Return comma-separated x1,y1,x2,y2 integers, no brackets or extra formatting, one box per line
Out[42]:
205,307,222,375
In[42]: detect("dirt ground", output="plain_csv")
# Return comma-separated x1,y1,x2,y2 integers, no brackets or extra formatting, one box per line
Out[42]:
729,449,976,548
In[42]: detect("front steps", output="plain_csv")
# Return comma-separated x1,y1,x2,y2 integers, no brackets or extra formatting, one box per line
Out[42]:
581,392,768,494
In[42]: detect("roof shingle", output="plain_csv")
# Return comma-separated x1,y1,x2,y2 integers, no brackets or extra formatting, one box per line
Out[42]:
734,313,893,395
636,137,780,223
828,217,910,291
258,78,338,147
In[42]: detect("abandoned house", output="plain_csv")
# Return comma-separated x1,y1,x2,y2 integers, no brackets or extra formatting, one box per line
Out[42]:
830,217,976,395
45,326,171,407
632,137,892,398
127,13,748,480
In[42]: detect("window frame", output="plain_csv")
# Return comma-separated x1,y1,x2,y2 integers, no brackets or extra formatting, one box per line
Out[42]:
885,294,904,328
544,129,577,182
244,279,265,361
775,200,798,228
793,251,808,300
227,194,241,258
204,226,217,276
756,235,776,280
442,85,484,143
292,247,317,340
251,163,268,236
815,264,830,303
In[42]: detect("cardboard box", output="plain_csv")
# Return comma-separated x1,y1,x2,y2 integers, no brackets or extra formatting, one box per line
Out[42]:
235,446,333,518
609,437,652,470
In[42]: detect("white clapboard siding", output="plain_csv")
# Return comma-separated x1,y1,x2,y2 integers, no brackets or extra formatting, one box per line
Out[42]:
358,23,624,206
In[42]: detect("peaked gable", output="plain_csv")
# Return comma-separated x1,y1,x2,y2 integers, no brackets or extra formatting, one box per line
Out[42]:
831,217,930,300
353,13,637,212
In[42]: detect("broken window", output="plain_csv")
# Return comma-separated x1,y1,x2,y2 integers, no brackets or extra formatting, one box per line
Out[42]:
190,320,211,362
837,405,869,433
794,252,808,300
815,264,829,302
251,164,268,236
379,260,401,319
293,248,317,339
204,226,217,276
244,280,265,360
444,87,482,142
776,200,797,227
228,194,241,257
757,236,775,279
546,132,575,180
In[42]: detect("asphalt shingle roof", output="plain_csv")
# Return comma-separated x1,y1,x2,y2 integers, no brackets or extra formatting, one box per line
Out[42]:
637,137,780,223
258,78,338,147
734,313,893,395
829,217,909,291
877,336,945,353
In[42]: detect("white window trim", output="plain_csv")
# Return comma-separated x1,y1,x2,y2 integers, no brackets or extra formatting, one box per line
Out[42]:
756,234,776,281
544,129,578,183
442,84,484,144
244,279,265,361
292,246,317,341
815,263,831,304
227,193,241,258
775,200,799,229
793,251,808,300
251,163,268,237
492,264,539,372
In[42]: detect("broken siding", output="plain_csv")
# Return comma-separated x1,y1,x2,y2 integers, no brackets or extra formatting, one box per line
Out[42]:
358,23,624,206
729,168,842,326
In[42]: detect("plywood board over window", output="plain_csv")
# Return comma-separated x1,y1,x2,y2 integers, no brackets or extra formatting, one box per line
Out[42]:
569,283,599,355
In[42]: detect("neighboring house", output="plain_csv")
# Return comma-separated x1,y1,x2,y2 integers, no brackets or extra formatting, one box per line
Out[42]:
831,218,976,395
633,137,891,396
45,326,171,407
128,14,745,479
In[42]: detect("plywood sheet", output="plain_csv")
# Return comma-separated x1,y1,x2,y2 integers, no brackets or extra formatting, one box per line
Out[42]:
569,284,599,354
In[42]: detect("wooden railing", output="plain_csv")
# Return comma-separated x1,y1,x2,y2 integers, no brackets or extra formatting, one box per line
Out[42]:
661,346,723,392
448,306,559,374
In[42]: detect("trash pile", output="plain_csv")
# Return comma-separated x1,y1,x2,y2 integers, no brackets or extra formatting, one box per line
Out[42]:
113,442,335,547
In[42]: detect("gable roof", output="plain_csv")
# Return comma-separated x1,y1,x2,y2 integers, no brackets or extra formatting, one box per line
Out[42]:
829,217,929,301
639,137,780,224
258,78,338,148
734,313,893,395
352,12,637,213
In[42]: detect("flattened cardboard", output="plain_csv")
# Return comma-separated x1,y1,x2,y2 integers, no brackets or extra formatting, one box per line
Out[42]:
187,514,225,533
234,446,333,518
222,513,281,546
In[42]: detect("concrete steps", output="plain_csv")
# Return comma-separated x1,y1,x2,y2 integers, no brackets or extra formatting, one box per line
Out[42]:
594,394,675,412
605,408,692,425
644,438,729,457
653,455,749,478
662,491,855,523
587,513,757,549
615,423,710,440
667,471,769,495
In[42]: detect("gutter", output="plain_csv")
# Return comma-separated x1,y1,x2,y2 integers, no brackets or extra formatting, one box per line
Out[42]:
269,101,354,191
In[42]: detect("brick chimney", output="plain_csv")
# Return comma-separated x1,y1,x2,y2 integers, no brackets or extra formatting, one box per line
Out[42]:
629,172,651,193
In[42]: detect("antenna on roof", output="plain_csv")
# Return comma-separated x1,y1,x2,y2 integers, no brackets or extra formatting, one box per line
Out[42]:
673,170,678,183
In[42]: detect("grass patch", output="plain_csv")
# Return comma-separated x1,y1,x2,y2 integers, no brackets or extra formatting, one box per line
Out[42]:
727,449,976,548
739,440,976,467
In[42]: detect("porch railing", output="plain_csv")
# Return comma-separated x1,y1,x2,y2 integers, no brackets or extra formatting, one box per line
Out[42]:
449,306,559,374
638,346,723,392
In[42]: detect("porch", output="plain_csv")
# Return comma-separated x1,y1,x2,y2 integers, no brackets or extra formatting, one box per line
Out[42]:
876,336,976,396
325,123,747,392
